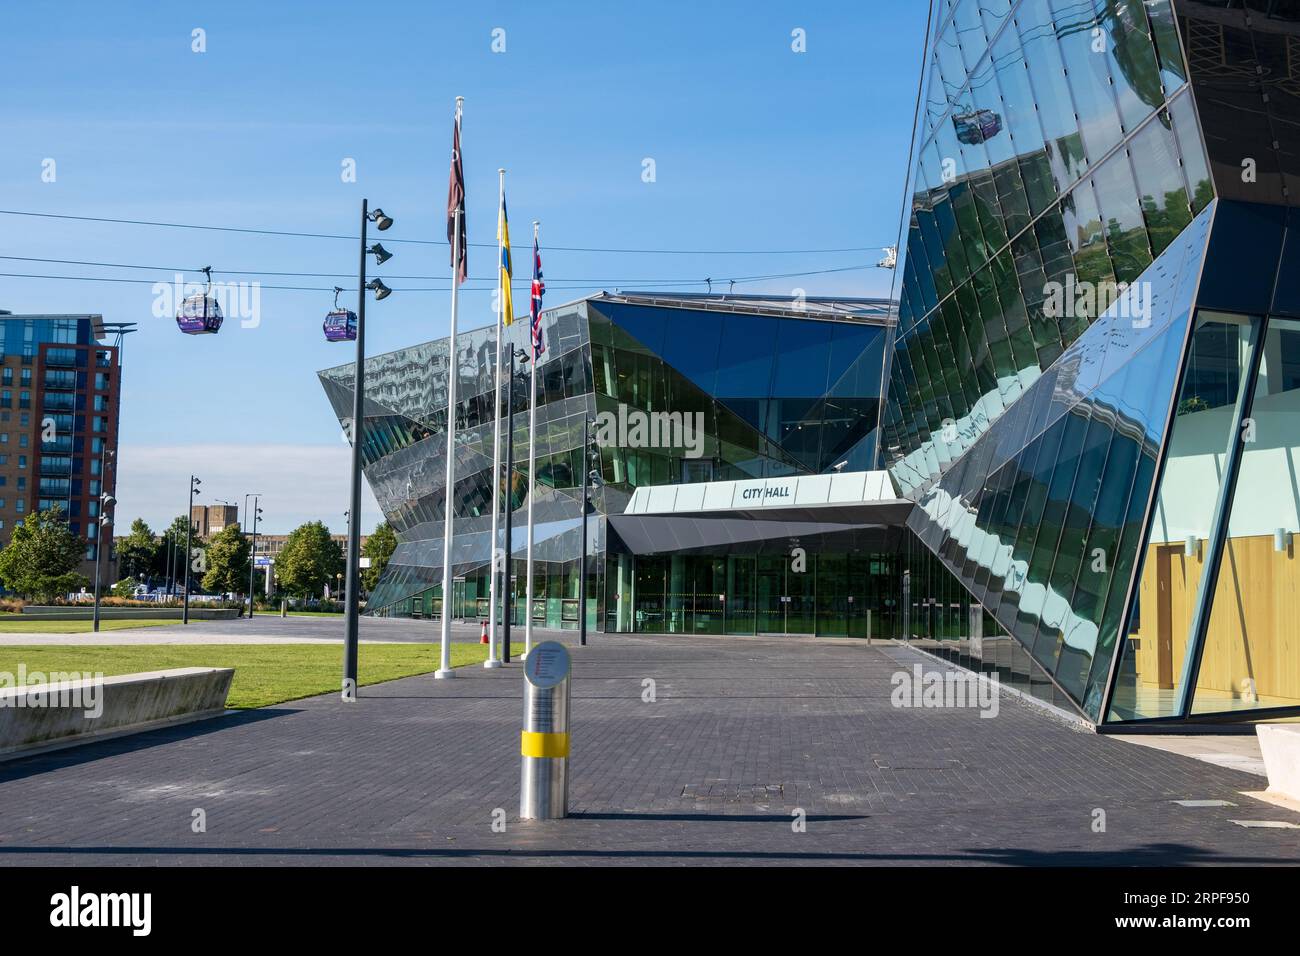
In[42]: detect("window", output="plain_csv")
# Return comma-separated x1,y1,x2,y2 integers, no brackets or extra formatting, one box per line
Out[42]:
92,395,109,411
16,477,25,490
16,499,25,514
18,435,27,448
1,433,8,444
17,455,25,468
92,416,106,433
20,368,31,386
0,369,10,386
95,372,109,390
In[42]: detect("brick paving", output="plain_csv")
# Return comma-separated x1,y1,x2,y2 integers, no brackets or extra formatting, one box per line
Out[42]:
0,634,1297,866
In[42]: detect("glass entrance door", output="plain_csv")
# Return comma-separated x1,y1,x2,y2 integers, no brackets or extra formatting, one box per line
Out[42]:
754,555,815,635
756,556,786,633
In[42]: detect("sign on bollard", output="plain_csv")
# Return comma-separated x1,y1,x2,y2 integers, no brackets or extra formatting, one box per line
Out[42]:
520,640,570,820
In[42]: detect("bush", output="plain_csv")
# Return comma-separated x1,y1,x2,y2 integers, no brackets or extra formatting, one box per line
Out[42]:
110,577,138,599
0,597,26,614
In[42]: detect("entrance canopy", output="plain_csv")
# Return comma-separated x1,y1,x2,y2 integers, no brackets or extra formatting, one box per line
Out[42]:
608,471,913,556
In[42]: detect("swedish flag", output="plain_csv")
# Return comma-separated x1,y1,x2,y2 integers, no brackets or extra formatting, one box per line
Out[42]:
499,196,514,325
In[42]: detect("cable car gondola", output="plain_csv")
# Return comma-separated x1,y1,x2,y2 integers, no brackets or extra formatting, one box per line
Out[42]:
953,108,1003,146
175,266,224,335
323,287,358,342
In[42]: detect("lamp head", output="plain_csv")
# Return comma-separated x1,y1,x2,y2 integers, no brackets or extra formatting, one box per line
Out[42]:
368,278,393,301
369,208,394,231
369,243,392,266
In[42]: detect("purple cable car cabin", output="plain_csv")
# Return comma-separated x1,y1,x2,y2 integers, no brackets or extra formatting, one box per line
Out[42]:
323,309,358,342
175,294,224,335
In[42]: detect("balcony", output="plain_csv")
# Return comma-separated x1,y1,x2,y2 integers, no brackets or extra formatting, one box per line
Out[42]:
45,348,78,367
42,393,74,412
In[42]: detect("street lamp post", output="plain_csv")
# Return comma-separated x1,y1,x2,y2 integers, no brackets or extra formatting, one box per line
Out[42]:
182,474,200,625
246,495,262,619
91,449,115,633
342,199,394,702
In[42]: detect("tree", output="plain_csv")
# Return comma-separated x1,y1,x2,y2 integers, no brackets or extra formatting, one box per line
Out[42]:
362,521,397,591
117,518,160,582
111,576,139,598
201,522,251,595
0,506,90,602
162,514,205,592
275,521,343,599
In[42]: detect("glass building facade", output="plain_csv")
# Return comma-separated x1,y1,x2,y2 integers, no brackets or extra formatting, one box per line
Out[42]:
318,0,1300,729
318,293,890,631
882,0,1300,724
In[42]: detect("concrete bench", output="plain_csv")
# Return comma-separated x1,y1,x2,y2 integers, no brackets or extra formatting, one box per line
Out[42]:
1256,725,1300,802
0,667,235,761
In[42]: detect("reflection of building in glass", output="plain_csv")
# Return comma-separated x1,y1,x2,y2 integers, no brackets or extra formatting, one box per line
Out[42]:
883,0,1300,725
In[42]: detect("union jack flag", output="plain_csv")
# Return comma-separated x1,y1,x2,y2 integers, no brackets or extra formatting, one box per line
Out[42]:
529,235,545,358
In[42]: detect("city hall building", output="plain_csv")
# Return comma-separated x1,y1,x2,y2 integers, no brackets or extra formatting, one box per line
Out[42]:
321,0,1300,728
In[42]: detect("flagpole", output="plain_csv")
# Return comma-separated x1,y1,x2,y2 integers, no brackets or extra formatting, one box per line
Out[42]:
525,219,539,656
436,96,464,681
484,168,506,669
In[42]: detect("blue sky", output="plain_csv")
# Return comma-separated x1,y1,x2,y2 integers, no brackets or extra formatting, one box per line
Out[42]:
0,0,927,534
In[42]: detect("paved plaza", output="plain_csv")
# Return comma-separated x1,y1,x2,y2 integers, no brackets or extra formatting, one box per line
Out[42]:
1,633,1297,866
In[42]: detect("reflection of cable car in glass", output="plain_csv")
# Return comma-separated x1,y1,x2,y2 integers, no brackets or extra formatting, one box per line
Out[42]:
953,108,1003,145
323,286,358,342
175,266,224,335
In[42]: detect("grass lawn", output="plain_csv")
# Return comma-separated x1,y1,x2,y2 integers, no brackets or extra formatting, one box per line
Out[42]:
0,618,178,634
0,643,488,708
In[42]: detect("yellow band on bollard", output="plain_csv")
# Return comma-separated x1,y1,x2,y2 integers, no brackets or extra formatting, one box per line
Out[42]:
521,730,570,758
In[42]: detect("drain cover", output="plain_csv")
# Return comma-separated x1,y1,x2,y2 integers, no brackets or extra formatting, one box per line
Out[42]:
1172,799,1236,808
681,783,785,802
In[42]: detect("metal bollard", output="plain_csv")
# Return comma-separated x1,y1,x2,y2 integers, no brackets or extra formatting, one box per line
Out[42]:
520,640,571,820
280,599,287,618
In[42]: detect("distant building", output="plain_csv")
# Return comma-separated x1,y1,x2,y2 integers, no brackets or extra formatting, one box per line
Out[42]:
190,503,239,537
253,532,365,559
0,311,122,582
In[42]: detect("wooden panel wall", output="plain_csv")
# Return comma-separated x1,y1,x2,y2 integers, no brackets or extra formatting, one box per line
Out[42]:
1130,534,1300,705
